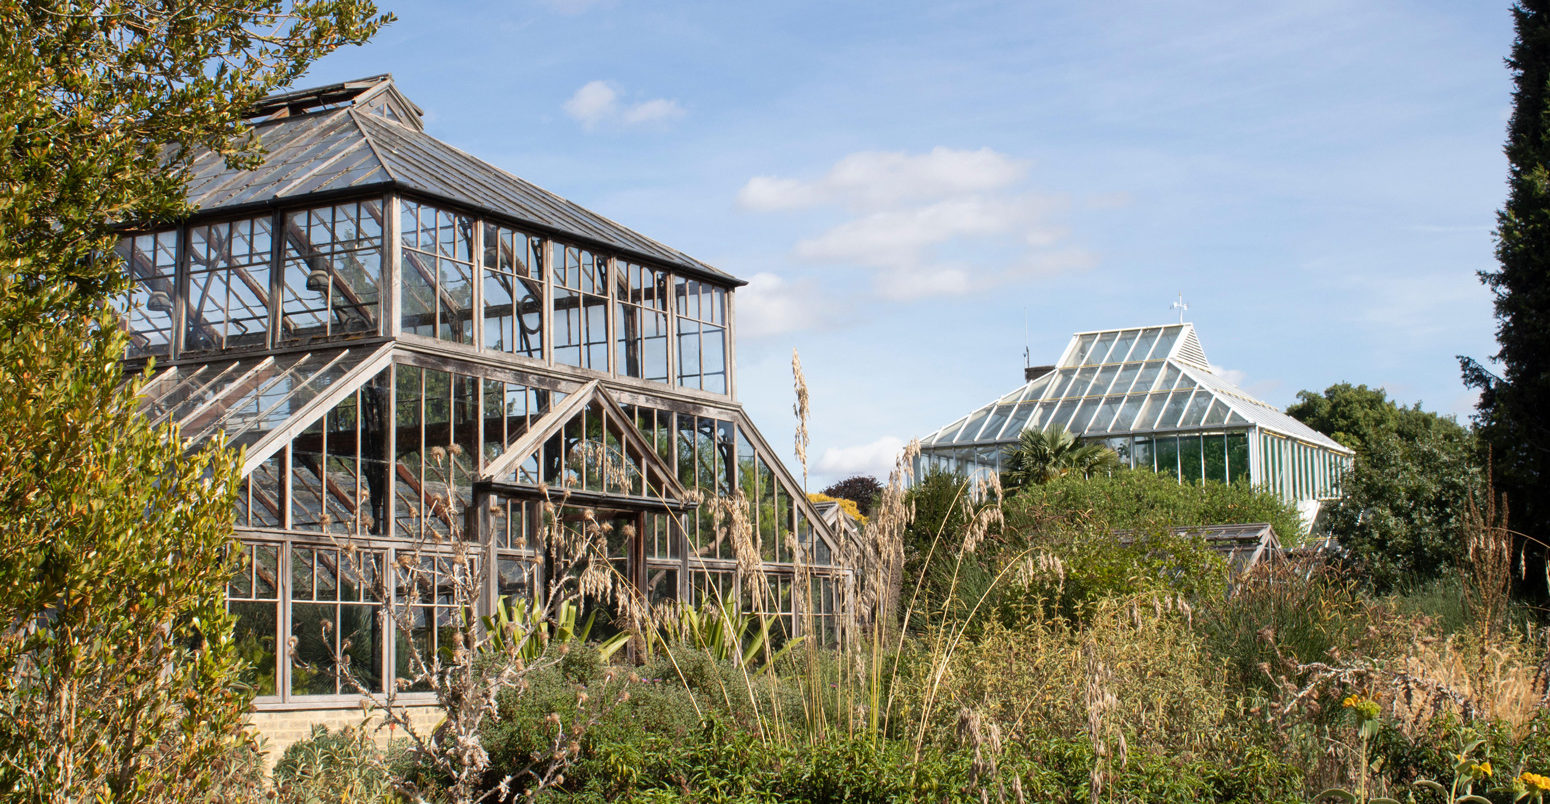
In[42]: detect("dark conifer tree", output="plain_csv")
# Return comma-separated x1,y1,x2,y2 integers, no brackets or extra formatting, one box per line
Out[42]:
1461,1,1550,572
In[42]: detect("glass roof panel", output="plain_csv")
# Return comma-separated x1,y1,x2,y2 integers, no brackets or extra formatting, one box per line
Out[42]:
1108,330,1139,363
1014,400,1043,432
1112,395,1146,431
1090,365,1120,396
1069,334,1099,365
1158,363,1182,392
1090,331,1118,364
979,404,1015,441
159,355,302,431
1133,394,1167,430
1130,328,1160,361
1132,361,1163,393
169,347,376,453
1202,399,1230,426
1155,388,1194,429
1049,399,1080,430
1180,389,1213,427
1146,327,1182,360
1069,397,1102,433
1110,362,1141,396
1224,409,1250,426
952,406,996,444
1070,366,1099,397
1048,369,1080,399
1089,396,1125,434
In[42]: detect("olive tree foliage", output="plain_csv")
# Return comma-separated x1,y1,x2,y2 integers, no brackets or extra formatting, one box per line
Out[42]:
0,2,387,800
1288,383,1481,592
0,279,256,801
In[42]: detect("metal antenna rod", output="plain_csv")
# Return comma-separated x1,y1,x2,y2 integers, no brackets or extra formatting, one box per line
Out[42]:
1170,292,1189,324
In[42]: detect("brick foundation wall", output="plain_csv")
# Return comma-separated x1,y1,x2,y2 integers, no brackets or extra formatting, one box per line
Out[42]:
248,704,444,765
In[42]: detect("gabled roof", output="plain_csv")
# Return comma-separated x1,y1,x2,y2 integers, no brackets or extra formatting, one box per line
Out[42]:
921,323,1352,454
180,75,738,285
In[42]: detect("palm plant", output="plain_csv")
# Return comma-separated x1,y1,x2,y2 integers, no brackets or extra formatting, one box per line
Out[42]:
1003,423,1122,488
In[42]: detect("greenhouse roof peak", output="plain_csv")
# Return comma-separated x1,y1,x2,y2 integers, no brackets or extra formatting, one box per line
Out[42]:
919,322,1352,455
182,76,738,284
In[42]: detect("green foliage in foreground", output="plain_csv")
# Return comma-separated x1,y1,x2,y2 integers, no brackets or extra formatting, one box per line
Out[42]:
1008,466,1305,544
0,278,255,801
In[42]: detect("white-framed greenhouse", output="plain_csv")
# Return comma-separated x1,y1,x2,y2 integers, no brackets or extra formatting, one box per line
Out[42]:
917,323,1353,519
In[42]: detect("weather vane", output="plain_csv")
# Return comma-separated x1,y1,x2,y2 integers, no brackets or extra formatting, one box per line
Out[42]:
1171,293,1188,324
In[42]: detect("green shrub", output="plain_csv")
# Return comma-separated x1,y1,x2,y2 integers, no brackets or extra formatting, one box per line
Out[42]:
272,725,399,804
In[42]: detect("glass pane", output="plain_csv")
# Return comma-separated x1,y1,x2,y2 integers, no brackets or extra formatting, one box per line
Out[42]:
1108,330,1139,363
1154,435,1180,478
1180,435,1203,484
1227,432,1250,485
1180,389,1213,427
1203,434,1227,483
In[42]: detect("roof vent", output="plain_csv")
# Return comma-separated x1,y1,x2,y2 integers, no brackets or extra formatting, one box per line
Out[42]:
244,74,424,130
1025,364,1055,382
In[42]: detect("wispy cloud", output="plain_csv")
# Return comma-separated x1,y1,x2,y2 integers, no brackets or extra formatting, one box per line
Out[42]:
736,272,842,337
739,147,1091,301
739,147,1029,212
563,80,684,130
816,435,905,481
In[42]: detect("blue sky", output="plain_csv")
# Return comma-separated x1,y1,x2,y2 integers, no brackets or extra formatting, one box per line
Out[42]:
302,0,1514,486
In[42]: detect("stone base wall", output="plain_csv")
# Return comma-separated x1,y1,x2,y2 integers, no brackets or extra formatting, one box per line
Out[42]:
248,705,443,765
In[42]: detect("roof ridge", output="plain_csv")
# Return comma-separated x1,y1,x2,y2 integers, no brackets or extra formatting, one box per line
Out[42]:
347,107,400,185
355,111,721,276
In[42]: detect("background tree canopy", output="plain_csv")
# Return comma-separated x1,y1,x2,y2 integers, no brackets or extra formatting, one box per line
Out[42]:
1459,0,1550,591
1288,383,1480,592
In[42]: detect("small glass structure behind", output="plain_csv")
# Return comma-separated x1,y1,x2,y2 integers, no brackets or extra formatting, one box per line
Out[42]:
917,323,1354,521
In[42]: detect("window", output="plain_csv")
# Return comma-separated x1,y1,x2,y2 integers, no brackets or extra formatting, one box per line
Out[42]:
280,201,384,344
399,200,473,343
289,369,391,536
115,230,179,359
614,260,671,383
481,223,544,359
186,216,273,353
289,546,384,696
552,242,609,370
228,542,281,696
674,277,727,393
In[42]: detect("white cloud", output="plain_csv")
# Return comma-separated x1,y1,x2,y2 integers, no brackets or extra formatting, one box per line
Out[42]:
621,97,684,125
563,81,683,130
794,195,1062,268
816,436,906,480
737,146,1028,212
739,147,1090,301
1210,364,1249,387
736,272,841,337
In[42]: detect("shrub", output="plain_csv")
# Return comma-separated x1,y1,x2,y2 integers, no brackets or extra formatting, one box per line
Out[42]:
272,726,399,804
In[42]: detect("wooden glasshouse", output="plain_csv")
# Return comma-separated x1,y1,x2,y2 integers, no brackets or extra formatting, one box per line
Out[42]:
114,75,851,710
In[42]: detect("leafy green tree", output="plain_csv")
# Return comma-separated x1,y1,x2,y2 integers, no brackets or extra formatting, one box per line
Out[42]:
1002,424,1122,489
1288,383,1480,591
0,2,387,800
1459,0,1550,570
